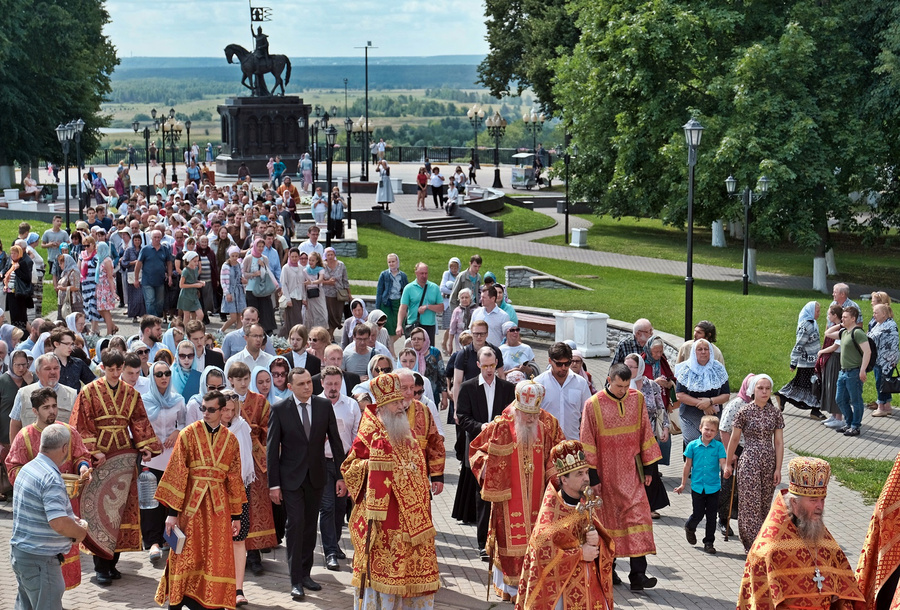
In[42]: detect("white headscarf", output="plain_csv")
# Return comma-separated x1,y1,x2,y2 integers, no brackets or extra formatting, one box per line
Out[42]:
673,339,729,392
224,394,255,486
747,373,774,400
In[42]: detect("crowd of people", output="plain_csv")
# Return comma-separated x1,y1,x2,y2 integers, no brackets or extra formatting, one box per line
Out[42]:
0,162,897,610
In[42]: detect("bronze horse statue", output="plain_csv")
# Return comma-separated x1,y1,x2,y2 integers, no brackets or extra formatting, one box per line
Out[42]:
225,44,292,96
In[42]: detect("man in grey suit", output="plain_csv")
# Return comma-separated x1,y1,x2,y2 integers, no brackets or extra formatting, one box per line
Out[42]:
267,367,347,601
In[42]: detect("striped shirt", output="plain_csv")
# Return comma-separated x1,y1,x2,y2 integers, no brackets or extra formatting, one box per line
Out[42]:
10,452,76,555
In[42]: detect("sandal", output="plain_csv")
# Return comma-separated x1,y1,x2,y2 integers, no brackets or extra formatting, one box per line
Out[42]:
236,590,249,606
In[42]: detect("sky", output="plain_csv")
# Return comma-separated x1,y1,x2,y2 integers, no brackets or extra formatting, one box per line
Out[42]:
105,0,491,58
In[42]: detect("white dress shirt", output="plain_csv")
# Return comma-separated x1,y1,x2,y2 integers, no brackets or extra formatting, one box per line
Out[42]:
534,369,592,441
478,374,496,419
470,306,510,346
320,393,361,458
225,349,275,381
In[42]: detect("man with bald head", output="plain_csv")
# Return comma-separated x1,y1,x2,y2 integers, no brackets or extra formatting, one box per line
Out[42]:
133,228,174,317
396,262,444,345
611,318,654,365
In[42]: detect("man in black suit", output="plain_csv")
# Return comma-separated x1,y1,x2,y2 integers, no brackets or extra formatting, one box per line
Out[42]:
267,367,347,601
283,324,321,378
455,346,516,559
311,343,361,396
186,320,226,370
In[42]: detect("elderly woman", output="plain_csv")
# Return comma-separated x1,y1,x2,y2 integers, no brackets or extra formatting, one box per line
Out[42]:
4,246,33,330
55,253,83,318
242,237,278,335
625,352,670,518
674,339,730,450
776,301,823,418
120,233,146,322
306,326,330,362
408,326,448,410
643,336,676,410
279,247,308,338
321,247,350,339
869,302,899,417
440,257,460,354
723,373,784,552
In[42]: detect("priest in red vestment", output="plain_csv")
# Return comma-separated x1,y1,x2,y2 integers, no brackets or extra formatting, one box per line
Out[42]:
341,373,441,609
738,456,863,610
470,379,565,601
70,347,162,584
6,387,92,590
580,362,661,590
155,390,245,610
516,440,614,610
856,452,900,610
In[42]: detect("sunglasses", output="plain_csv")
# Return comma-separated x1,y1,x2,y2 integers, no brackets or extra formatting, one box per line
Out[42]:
179,353,194,359
507,328,520,333
552,360,572,367
136,349,149,356
374,367,392,374
272,371,287,378
208,384,227,391
154,370,172,378
198,406,219,413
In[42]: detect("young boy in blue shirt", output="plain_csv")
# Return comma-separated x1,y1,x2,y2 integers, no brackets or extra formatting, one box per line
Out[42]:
674,415,727,554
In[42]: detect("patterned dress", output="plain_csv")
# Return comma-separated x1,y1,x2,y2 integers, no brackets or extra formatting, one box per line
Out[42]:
95,261,117,313
733,401,784,551
82,255,99,322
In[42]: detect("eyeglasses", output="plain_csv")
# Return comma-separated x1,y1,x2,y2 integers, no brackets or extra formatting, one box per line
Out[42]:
479,363,497,369
198,405,220,413
507,328,520,333
208,384,227,391
136,349,149,356
472,332,487,337
59,341,74,346
179,353,194,359
552,360,572,367
374,367,392,374
271,371,287,378
154,370,172,378
309,338,318,343
571,359,583,365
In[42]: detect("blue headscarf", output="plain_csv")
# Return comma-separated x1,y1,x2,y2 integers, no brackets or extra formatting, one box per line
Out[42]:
172,339,200,397
249,366,272,398
144,361,184,421
797,301,819,330
268,357,292,404
162,327,181,356
95,242,111,282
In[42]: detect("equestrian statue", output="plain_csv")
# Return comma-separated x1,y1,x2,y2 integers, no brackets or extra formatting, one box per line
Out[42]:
225,27,292,97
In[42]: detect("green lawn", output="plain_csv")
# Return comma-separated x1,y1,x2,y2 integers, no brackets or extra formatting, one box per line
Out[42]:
536,214,900,289
343,226,887,398
490,204,557,235
792,451,893,504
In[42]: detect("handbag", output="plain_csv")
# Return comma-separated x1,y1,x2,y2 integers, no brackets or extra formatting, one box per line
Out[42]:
336,288,350,301
882,366,900,394
306,287,320,299
254,263,278,298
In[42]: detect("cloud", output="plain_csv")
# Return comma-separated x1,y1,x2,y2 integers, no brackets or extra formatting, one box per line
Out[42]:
105,0,489,58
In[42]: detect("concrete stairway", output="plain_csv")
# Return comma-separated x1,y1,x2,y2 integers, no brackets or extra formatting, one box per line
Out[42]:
414,215,487,241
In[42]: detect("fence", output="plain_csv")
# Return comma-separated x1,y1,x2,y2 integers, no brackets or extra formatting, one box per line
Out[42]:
79,145,555,169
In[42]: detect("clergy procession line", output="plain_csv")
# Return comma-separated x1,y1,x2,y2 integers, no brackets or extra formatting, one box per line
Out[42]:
1,220,899,609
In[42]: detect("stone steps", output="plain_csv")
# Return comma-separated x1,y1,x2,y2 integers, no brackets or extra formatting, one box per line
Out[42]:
414,216,487,241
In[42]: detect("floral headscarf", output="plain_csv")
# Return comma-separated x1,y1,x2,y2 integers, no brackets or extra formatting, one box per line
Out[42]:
673,339,729,392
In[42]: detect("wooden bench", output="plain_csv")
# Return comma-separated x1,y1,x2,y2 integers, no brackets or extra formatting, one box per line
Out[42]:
517,312,555,335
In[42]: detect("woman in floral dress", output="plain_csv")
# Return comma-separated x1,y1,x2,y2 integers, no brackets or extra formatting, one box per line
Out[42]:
723,373,785,551
94,241,118,335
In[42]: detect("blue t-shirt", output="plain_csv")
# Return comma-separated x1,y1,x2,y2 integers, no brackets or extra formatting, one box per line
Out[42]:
137,244,174,287
684,437,726,493
400,281,442,326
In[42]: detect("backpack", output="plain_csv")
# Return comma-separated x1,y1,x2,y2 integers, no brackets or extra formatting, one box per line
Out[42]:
843,328,877,372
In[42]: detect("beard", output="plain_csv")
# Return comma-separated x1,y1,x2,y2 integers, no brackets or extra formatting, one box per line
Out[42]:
514,411,539,447
379,408,414,446
790,499,826,543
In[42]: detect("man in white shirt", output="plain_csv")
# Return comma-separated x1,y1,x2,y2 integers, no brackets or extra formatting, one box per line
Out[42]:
8,354,78,441
139,315,165,361
499,321,536,374
534,342,592,441
121,352,151,395
469,285,510,346
298,225,324,258
222,308,276,360
318,366,361,570
225,324,275,380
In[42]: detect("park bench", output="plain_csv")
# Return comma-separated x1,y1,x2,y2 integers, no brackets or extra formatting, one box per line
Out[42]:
517,311,556,335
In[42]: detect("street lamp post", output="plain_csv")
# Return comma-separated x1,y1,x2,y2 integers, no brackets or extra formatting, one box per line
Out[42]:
351,116,373,183
55,122,75,233
72,118,85,219
725,174,769,295
185,119,192,162
324,125,338,247
162,108,183,184
485,111,507,188
344,117,354,228
682,117,704,340
132,120,154,192
523,110,546,158
311,120,320,183
466,104,485,169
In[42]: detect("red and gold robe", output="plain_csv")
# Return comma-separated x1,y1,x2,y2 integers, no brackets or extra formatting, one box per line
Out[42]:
580,388,661,558
341,404,440,598
408,398,445,481
738,490,863,610
70,378,162,552
470,406,564,590
6,422,92,590
856,453,900,610
240,390,276,550
516,481,614,610
154,420,244,610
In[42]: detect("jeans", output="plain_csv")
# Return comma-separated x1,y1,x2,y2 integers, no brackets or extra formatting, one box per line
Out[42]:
142,284,165,317
687,489,719,545
836,367,865,428
874,365,893,404
11,547,65,610
318,459,346,556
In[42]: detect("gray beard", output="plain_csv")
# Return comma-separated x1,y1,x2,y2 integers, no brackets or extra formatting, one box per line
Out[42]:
380,409,413,446
795,515,826,543
514,412,539,447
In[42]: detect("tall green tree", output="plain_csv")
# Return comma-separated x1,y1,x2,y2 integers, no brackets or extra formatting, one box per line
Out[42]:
0,0,118,169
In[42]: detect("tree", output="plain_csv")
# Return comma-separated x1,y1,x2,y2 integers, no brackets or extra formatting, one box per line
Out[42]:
552,0,883,290
478,0,579,111
0,0,117,185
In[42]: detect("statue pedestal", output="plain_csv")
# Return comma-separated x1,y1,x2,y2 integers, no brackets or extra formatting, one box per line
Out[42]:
216,96,310,178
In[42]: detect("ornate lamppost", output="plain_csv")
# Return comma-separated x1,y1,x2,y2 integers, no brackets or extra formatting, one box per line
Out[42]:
72,118,85,219
466,104,485,169
344,116,354,228
725,174,769,295
185,119,192,161
682,117,704,340
351,116,373,182
324,125,338,247
132,116,157,192
485,111,507,188
55,122,76,233
162,108,183,183
523,109,545,157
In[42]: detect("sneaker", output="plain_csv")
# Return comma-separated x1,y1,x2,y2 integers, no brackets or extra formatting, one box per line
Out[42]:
844,427,861,437
825,418,846,429
703,544,717,554
685,527,697,545
835,425,850,433
821,415,836,425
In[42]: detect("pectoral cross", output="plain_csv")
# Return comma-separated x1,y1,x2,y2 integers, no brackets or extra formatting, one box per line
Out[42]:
812,568,825,592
